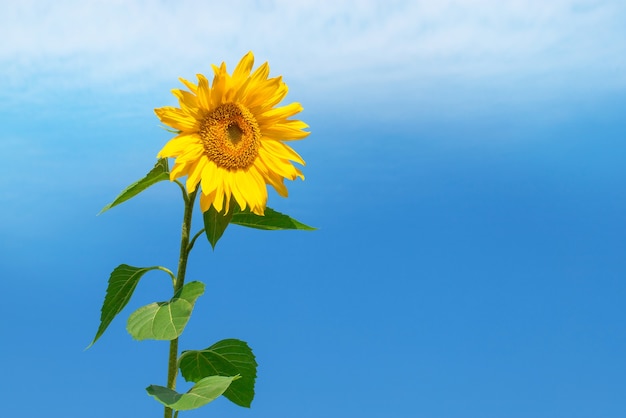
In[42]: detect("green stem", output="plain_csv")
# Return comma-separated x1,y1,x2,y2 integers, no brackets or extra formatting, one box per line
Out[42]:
164,189,198,418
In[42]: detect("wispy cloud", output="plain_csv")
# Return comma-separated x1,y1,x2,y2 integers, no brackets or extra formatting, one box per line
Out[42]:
1,0,625,96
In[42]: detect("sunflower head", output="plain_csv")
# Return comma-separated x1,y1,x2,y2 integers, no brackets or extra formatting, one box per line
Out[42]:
155,52,309,215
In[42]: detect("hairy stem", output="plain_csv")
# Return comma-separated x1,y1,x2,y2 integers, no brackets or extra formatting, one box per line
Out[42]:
164,189,198,418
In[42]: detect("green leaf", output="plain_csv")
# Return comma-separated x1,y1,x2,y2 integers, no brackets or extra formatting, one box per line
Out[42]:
174,280,205,304
203,202,234,249
126,300,191,340
146,375,239,411
126,281,205,341
89,264,160,347
231,206,315,231
99,158,170,214
179,339,257,408
203,203,315,248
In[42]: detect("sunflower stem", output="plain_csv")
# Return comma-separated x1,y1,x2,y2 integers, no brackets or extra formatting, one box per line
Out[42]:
164,189,198,418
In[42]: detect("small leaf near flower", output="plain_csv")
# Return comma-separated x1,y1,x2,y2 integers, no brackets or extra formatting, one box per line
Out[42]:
203,201,235,249
99,158,170,214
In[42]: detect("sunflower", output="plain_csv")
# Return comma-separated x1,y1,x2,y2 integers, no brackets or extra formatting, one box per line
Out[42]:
155,51,309,215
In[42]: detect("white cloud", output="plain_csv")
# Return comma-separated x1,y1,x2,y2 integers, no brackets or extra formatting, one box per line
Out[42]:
1,0,625,97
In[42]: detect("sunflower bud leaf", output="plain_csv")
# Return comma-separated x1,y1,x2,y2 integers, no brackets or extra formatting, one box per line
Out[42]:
99,158,170,214
203,203,235,249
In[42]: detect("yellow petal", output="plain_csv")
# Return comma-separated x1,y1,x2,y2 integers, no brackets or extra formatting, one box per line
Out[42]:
257,81,288,111
263,170,289,197
175,143,204,164
200,160,218,195
233,51,254,84
249,166,269,206
257,102,303,124
260,138,305,165
228,171,247,211
185,156,207,192
262,121,310,140
224,188,232,213
170,159,190,181
244,77,283,109
179,77,198,93
196,74,212,110
236,169,266,211
211,63,227,106
258,149,302,180
172,89,200,118
154,106,199,132
212,187,224,212
250,61,270,84
200,189,216,213
157,133,198,158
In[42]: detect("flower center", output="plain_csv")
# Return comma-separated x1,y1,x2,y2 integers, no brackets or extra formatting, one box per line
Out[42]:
199,103,261,169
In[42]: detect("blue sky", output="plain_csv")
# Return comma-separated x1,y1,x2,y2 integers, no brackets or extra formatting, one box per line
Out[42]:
2,1,626,417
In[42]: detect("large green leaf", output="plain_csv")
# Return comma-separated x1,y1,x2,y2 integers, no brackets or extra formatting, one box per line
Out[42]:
203,202,235,249
89,264,161,347
99,158,170,214
231,206,315,231
126,281,205,341
179,339,257,407
146,375,239,411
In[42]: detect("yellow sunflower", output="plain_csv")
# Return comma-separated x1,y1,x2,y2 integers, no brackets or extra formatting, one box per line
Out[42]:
155,51,309,215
